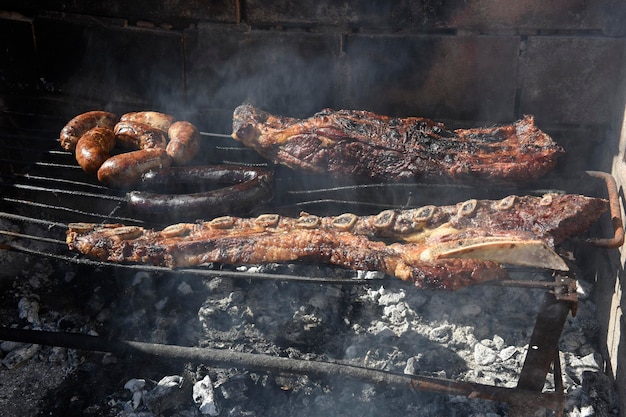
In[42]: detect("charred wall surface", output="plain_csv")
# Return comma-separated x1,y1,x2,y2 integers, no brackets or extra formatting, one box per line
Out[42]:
1,0,626,414
0,1,624,128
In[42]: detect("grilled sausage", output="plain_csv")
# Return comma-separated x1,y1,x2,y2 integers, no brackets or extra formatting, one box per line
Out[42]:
127,165,274,222
166,121,201,165
75,127,116,174
120,111,175,132
59,111,117,151
97,148,172,188
114,121,168,150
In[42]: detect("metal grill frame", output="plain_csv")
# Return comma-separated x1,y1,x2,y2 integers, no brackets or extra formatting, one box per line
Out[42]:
1,106,623,416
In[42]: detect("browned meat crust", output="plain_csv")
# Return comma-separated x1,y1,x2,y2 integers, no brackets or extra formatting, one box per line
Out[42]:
232,103,564,183
66,194,607,291
67,223,505,291
339,193,607,246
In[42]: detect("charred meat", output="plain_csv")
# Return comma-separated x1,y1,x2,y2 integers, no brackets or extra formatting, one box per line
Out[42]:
67,222,506,291
232,103,563,184
66,194,606,290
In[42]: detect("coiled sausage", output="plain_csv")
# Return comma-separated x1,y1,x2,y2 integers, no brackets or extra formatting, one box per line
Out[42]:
114,121,168,150
120,111,174,132
59,111,117,151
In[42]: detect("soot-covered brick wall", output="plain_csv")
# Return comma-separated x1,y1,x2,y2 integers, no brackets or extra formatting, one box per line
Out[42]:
0,1,624,131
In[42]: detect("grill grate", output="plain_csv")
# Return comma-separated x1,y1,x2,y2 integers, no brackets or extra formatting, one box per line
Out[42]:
0,105,622,289
0,105,622,416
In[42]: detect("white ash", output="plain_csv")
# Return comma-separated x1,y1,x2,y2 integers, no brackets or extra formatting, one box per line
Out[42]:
193,374,220,416
17,296,41,326
0,250,109,416
0,249,620,417
1,342,41,369
124,378,147,410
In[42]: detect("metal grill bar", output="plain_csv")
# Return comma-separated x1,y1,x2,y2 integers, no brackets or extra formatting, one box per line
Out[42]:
0,326,565,414
3,183,125,201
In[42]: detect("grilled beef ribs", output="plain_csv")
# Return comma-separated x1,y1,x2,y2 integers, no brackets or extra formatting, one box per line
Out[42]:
231,103,564,184
66,194,606,291
66,223,505,290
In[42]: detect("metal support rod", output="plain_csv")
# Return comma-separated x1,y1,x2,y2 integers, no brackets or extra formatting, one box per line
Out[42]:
0,326,563,412
553,351,565,417
508,290,571,416
517,291,571,390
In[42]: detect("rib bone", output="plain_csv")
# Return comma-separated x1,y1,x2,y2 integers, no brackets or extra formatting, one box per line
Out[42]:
66,193,607,291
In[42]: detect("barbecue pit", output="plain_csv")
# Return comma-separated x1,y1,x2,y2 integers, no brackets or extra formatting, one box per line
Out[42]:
1,2,625,417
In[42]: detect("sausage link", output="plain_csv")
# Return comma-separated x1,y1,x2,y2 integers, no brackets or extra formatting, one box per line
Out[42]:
59,111,117,151
166,121,201,165
120,111,175,132
97,148,172,189
138,165,270,190
75,127,116,174
127,165,274,222
114,121,168,150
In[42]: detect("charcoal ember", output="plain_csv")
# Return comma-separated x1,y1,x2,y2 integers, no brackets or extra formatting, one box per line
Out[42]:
271,373,308,393
580,371,619,417
177,281,194,296
142,375,188,415
498,345,519,361
198,278,245,323
564,352,602,384
216,373,250,401
57,313,89,331
363,346,409,372
193,375,219,416
473,342,498,366
561,329,587,352
224,405,256,416
2,343,41,369
428,325,453,343
124,378,148,410
492,334,505,350
359,287,411,337
276,305,329,348
17,296,40,325
367,321,397,338
376,288,405,306
0,340,23,353
404,349,468,378
47,346,67,364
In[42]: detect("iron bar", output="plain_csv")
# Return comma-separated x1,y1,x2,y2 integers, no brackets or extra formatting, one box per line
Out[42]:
2,183,125,201
507,290,572,417
0,326,564,413
516,290,573,390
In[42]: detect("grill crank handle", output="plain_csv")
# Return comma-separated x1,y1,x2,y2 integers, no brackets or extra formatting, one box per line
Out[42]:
584,171,624,248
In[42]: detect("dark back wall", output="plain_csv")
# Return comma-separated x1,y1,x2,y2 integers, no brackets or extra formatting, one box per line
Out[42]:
0,1,624,139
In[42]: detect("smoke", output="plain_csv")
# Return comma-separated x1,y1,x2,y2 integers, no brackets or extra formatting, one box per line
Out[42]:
187,28,342,119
